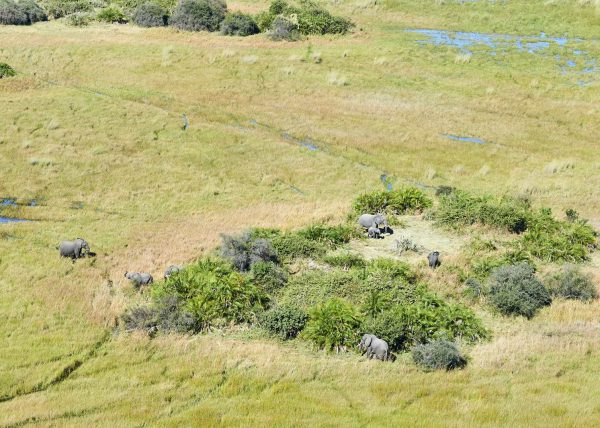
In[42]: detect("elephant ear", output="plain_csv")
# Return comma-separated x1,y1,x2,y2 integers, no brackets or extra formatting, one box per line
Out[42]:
365,336,373,347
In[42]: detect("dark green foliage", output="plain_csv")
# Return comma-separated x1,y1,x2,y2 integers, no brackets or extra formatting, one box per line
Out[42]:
250,261,288,294
323,252,366,269
296,223,357,248
279,269,364,308
412,340,467,371
220,11,258,36
353,187,432,216
220,231,278,271
253,10,273,32
170,0,226,32
470,250,533,280
43,0,92,19
435,185,455,196
153,257,269,331
97,6,127,22
259,305,307,339
366,258,417,286
463,278,483,298
435,190,530,233
132,2,167,27
0,62,16,78
267,15,299,41
295,0,352,35
271,232,327,260
302,298,362,351
17,0,47,23
545,265,597,301
121,295,199,336
111,0,175,14
0,0,28,24
565,208,579,223
518,209,596,262
66,11,91,26
268,0,286,14
487,262,551,319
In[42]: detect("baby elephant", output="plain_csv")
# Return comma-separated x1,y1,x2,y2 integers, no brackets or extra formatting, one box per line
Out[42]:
359,334,390,361
428,251,441,269
163,265,182,280
125,271,153,288
59,238,90,260
367,226,381,239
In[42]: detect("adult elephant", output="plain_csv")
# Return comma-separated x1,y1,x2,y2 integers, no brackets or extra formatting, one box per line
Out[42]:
358,213,388,230
59,238,90,260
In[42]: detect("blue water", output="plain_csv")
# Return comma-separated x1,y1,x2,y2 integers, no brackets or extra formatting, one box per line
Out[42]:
0,217,28,223
380,174,394,191
407,29,598,81
443,134,486,144
281,132,319,151
1,199,17,206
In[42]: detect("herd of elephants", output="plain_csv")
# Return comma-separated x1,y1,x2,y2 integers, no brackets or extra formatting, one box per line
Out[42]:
57,212,441,361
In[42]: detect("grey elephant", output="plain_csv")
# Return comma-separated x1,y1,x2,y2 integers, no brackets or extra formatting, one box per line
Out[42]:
125,271,154,288
359,334,377,354
428,251,440,269
362,334,390,361
359,213,388,230
59,238,90,260
367,226,381,239
164,265,182,280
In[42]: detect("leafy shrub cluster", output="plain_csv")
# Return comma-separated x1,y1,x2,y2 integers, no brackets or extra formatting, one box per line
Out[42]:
0,62,16,78
259,305,307,339
220,11,257,35
0,0,46,24
131,1,167,26
111,0,175,14
250,227,328,260
220,231,278,271
66,11,91,25
296,223,358,247
412,339,467,371
353,187,432,216
42,0,92,19
249,260,288,294
122,294,199,335
170,0,226,31
322,251,366,269
301,298,362,352
545,265,597,301
96,5,127,22
257,0,353,39
486,262,551,319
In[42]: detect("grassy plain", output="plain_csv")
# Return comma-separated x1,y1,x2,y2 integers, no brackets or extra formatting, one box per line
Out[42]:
1,0,600,425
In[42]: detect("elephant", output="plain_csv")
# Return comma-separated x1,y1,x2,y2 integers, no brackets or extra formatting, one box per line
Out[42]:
59,238,90,260
164,265,182,280
359,334,377,354
125,271,154,288
367,226,381,239
362,334,390,361
428,251,441,269
358,213,388,230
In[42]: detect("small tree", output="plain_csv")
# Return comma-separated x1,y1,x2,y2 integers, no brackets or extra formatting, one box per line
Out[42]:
0,62,16,78
0,0,28,25
220,11,258,36
302,298,362,352
546,265,597,301
221,231,278,272
132,2,167,27
412,340,467,371
170,0,227,32
259,305,307,339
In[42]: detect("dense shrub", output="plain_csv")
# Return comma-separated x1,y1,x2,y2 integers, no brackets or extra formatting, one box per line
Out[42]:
518,209,597,262
0,0,28,24
259,305,307,339
435,190,530,233
17,0,47,23
221,231,278,271
297,223,358,248
111,0,175,14
0,62,16,78
170,0,226,32
470,250,533,279
220,11,258,36
435,185,455,196
463,277,483,298
121,295,199,336
545,265,597,301
43,0,92,19
97,6,127,22
366,258,417,286
412,340,467,371
131,2,167,26
271,232,327,259
253,9,273,32
267,15,299,41
353,187,432,216
153,257,269,330
250,261,288,293
279,269,364,308
295,1,352,35
302,298,362,352
487,262,551,319
66,11,91,26
323,252,366,269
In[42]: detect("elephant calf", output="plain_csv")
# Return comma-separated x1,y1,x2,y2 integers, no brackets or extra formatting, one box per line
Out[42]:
428,251,441,269
59,238,90,260
125,271,154,288
367,226,381,239
359,334,391,361
164,265,182,280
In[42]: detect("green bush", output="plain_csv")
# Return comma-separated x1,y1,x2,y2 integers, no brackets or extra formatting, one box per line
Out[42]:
220,231,278,271
487,262,551,319
435,190,530,233
259,305,307,339
545,265,597,301
412,340,467,372
470,250,533,280
271,232,327,260
323,252,366,269
170,0,226,32
249,261,288,293
43,0,92,19
518,209,597,262
131,2,167,27
111,0,175,14
279,269,364,308
366,258,417,286
66,11,91,25
97,6,127,22
353,187,432,216
220,11,258,36
295,0,352,35
17,0,46,23
267,15,299,41
0,0,28,24
297,223,357,248
0,62,16,78
121,294,199,336
302,298,362,352
153,257,269,331
253,10,273,32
